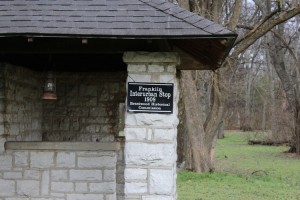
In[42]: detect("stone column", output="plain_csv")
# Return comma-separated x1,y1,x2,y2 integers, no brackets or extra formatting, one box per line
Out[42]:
123,52,180,200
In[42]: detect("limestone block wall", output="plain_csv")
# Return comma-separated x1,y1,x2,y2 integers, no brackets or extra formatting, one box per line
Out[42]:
42,72,127,142
1,64,42,143
123,52,180,200
0,64,5,153
0,142,118,200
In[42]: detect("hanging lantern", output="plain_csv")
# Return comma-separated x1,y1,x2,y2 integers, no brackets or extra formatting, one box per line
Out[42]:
42,71,57,100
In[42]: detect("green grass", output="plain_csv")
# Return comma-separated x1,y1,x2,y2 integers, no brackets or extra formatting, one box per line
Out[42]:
177,131,300,200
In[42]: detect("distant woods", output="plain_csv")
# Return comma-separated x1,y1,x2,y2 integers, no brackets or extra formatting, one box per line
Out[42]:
174,0,300,172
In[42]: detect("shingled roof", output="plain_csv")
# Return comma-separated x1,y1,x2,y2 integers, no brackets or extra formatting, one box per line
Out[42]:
0,0,237,70
0,0,236,38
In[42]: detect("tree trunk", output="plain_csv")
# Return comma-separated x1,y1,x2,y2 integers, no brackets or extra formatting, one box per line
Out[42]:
265,42,277,134
268,24,300,154
295,101,300,154
217,121,225,139
180,70,215,172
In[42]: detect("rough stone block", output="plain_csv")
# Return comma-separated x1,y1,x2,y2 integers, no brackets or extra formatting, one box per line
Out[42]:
89,182,115,193
78,156,116,168
30,152,54,168
3,172,22,179
69,170,102,181
75,182,88,192
124,168,147,180
147,64,165,72
106,193,117,200
14,151,29,167
67,194,104,200
0,179,15,196
41,170,49,195
125,182,147,194
127,74,151,83
7,124,19,136
51,182,74,192
79,85,98,97
149,169,174,195
56,152,75,168
127,64,147,72
125,128,147,141
166,65,176,73
142,195,174,200
0,154,13,170
24,170,40,179
17,180,39,196
125,143,176,167
159,74,175,83
0,138,5,153
0,123,4,135
51,170,68,181
104,169,116,181
153,129,176,141
125,113,179,127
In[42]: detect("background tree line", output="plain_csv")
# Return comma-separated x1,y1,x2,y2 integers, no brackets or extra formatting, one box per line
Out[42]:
172,0,300,172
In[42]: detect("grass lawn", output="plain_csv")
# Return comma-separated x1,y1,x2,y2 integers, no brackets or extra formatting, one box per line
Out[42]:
177,131,300,200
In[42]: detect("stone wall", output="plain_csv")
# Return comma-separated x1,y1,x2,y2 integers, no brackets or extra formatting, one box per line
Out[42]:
2,64,42,143
0,142,118,200
0,64,127,143
123,52,180,200
0,64,5,152
42,72,126,142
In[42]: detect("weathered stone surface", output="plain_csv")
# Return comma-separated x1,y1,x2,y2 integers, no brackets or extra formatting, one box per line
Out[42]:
0,137,5,153
125,182,147,194
56,152,76,168
153,129,176,141
159,74,175,83
125,113,179,127
149,169,174,195
127,74,152,83
75,182,88,193
0,154,13,170
67,194,104,200
14,151,29,167
106,193,117,200
166,65,176,73
3,172,22,179
24,170,39,179
51,182,74,192
78,156,116,168
51,170,68,181
125,143,176,166
124,168,147,180
104,169,116,181
41,170,50,195
147,65,164,73
89,182,115,193
30,152,54,168
127,64,147,72
69,170,102,181
17,180,39,196
142,195,174,200
123,52,179,200
0,179,15,196
125,128,147,141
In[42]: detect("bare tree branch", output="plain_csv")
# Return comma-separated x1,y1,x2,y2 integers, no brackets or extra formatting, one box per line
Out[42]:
271,29,300,73
231,5,300,58
227,0,243,30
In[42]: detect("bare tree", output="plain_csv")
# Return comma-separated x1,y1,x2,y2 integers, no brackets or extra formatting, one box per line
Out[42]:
176,0,300,172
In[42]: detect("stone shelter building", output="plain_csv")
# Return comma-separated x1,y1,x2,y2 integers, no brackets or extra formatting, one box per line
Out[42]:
0,0,237,199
